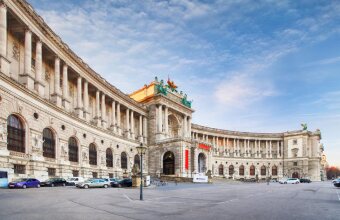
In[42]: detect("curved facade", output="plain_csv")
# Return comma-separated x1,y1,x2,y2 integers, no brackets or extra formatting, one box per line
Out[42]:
0,0,325,182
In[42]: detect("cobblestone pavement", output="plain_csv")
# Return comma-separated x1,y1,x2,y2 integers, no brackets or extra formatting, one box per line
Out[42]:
0,181,339,220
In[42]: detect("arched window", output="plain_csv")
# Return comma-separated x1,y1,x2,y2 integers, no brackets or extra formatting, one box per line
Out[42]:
250,165,255,176
68,137,78,162
134,154,140,170
239,165,245,176
89,144,97,165
218,164,224,175
43,128,55,158
106,148,113,167
272,165,278,176
261,165,266,176
121,152,127,169
163,151,175,175
229,165,234,175
7,115,25,153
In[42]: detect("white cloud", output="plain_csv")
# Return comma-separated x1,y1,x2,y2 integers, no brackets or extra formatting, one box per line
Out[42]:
214,73,276,108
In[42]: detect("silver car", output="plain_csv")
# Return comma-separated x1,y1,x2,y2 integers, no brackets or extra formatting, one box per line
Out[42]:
76,178,109,189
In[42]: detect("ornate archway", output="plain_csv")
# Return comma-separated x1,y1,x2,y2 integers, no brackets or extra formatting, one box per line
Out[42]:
292,172,299,178
163,151,175,175
198,153,206,173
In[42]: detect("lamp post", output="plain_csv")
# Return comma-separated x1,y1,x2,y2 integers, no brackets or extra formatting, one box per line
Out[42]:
136,143,147,201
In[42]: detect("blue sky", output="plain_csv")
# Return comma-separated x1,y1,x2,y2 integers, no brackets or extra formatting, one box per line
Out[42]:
28,0,340,167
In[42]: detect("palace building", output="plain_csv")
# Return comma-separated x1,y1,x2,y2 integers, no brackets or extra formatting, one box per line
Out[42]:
0,0,325,182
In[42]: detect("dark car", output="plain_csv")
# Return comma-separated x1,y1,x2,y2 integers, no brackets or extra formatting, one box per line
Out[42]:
334,179,340,187
111,178,132,187
8,178,40,189
299,178,311,183
40,178,67,187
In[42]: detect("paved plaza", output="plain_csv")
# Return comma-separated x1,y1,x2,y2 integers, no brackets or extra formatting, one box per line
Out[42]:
0,181,339,220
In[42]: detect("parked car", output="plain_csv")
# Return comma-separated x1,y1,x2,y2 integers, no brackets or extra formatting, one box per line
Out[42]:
278,178,287,184
111,178,132,188
333,178,340,187
299,178,311,183
8,178,40,189
332,178,340,184
76,178,109,189
66,177,85,186
282,178,300,184
40,178,67,187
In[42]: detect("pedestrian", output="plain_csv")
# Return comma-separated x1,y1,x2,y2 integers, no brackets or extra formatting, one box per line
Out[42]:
266,176,270,185
175,179,178,186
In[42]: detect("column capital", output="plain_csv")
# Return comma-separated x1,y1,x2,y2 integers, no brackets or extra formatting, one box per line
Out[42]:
0,1,7,8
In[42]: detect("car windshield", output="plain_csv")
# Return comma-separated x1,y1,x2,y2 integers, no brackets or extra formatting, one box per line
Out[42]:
13,178,28,182
68,178,77,181
46,178,58,181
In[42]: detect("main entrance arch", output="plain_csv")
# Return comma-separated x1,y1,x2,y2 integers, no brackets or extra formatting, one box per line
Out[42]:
163,151,175,175
292,172,299,178
198,153,206,173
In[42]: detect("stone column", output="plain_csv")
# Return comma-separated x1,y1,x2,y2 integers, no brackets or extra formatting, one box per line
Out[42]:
233,138,237,157
111,101,116,131
255,140,258,158
125,108,130,138
95,90,101,126
83,80,89,121
188,117,192,139
223,138,226,156
258,140,262,158
143,116,147,143
75,76,83,118
51,57,62,107
0,2,6,57
0,3,9,76
34,40,44,96
157,105,162,133
61,64,70,111
130,111,134,139
101,94,106,128
269,140,272,158
237,139,240,157
164,106,169,137
276,141,280,158
117,103,121,135
194,148,198,173
183,115,187,137
22,30,35,89
139,115,143,142
265,141,268,158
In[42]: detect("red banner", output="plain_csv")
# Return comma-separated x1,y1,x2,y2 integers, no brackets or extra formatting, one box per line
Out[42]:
185,149,189,170
198,143,211,150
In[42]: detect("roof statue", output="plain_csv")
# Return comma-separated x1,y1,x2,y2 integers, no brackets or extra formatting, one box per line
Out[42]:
301,123,307,131
155,79,167,95
167,76,178,92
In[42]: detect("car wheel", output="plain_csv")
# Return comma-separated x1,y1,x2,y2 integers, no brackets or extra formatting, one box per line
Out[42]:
84,185,89,189
37,184,40,188
51,183,54,187
62,183,66,187
22,185,27,189
284,182,287,184
104,184,108,188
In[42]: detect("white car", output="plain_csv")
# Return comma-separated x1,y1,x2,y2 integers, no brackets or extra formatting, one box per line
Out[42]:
278,178,287,184
67,177,85,186
282,178,300,184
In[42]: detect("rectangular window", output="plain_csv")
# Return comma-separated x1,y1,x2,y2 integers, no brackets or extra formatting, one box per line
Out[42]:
14,164,25,174
48,168,56,177
109,173,113,178
92,172,98,178
293,162,298,166
72,170,79,177
293,139,297,145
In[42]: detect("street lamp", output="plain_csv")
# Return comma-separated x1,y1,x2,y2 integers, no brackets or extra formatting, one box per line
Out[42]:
136,143,147,201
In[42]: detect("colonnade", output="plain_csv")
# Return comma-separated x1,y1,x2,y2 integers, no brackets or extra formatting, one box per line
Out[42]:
191,132,283,158
0,3,147,143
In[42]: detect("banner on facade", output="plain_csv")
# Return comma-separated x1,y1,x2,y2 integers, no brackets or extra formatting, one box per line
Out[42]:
185,150,189,170
198,144,211,150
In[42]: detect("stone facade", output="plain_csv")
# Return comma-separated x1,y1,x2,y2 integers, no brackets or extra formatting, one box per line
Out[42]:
0,0,325,182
